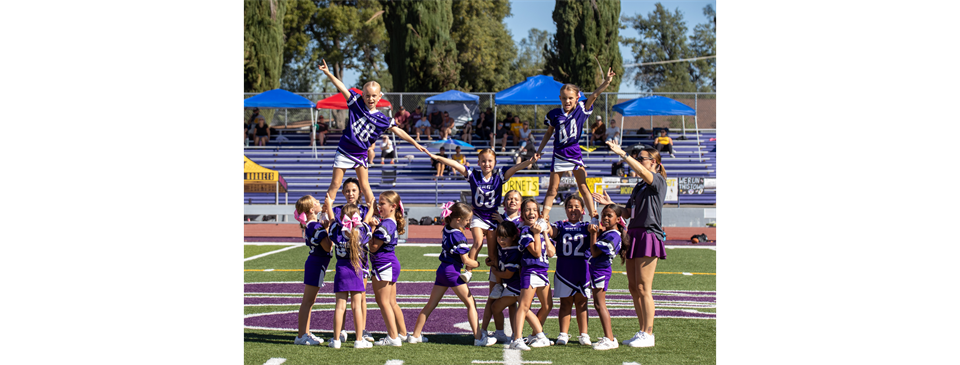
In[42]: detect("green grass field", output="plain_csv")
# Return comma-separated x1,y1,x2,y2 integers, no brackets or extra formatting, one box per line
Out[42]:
244,244,716,365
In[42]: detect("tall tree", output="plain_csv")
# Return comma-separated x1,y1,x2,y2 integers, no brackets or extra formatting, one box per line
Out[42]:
353,0,392,91
689,4,716,92
244,0,288,93
305,0,390,90
280,0,320,92
621,2,696,92
383,0,460,92
513,28,551,81
543,0,623,92
449,0,517,92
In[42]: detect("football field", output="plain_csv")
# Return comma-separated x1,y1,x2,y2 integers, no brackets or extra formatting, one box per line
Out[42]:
244,242,716,365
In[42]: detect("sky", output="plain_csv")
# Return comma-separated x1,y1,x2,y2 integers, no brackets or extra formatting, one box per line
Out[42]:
341,0,716,95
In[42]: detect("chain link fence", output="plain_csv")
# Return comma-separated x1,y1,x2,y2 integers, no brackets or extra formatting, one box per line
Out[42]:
244,91,716,133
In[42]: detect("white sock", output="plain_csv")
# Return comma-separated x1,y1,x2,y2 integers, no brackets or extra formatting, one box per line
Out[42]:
581,333,589,337
559,332,567,337
536,332,546,339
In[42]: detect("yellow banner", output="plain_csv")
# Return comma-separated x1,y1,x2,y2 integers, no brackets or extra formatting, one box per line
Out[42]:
502,177,539,197
585,177,605,194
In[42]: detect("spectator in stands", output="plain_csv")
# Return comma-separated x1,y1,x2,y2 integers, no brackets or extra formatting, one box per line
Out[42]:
606,119,621,144
490,121,511,153
312,115,329,147
440,111,455,140
379,135,396,165
653,130,676,158
433,146,447,178
429,109,444,139
477,107,495,138
509,116,523,147
246,108,260,143
414,115,432,142
254,115,270,146
590,116,607,146
240,116,250,147
393,106,411,134
460,115,474,145
409,106,423,133
452,145,470,174
514,144,538,171
518,121,534,150
614,148,642,177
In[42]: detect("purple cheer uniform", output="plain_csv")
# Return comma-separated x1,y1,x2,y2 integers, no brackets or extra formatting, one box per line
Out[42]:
552,220,591,298
543,101,592,172
518,225,550,289
435,226,471,287
370,218,401,283
496,243,523,297
330,221,372,293
590,229,621,292
466,167,506,230
335,89,396,169
303,221,333,287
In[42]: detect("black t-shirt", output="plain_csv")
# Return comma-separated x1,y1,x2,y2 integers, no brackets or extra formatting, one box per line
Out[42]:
432,153,447,167
430,112,443,128
255,124,269,136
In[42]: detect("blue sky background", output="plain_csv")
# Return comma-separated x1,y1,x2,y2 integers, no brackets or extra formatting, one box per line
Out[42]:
341,0,716,94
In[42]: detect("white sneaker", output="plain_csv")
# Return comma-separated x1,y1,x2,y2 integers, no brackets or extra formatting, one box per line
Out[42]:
474,331,496,347
355,339,373,349
489,283,505,299
328,339,341,349
578,333,592,346
529,335,551,348
406,334,428,344
339,331,347,343
593,337,619,351
460,270,473,283
509,339,531,351
398,333,408,342
362,330,375,342
294,333,324,345
626,331,655,348
373,336,403,347
493,331,511,344
555,332,570,345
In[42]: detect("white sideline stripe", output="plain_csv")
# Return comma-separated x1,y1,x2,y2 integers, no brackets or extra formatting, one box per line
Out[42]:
385,360,404,365
623,362,641,365
245,245,301,262
666,246,716,250
424,253,487,257
682,272,692,276
264,269,275,272
263,358,286,365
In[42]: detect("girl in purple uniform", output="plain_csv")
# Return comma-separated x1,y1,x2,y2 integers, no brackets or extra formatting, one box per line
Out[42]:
408,202,497,347
428,149,537,283
318,59,429,225
292,195,331,346
325,204,373,349
588,204,626,351
369,191,408,347
510,199,556,350
551,195,594,347
534,68,616,222
482,189,524,344
326,177,374,342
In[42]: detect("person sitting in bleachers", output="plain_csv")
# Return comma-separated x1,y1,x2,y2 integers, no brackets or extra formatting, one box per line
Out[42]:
653,129,676,158
509,116,523,147
312,115,330,147
460,116,475,145
451,146,470,176
590,116,607,146
415,115,432,142
433,146,447,179
513,144,538,171
490,121,511,153
605,119,621,143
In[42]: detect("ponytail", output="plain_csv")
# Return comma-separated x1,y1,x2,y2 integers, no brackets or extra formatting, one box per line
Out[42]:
380,191,406,236
641,147,668,180
395,208,406,236
348,228,362,277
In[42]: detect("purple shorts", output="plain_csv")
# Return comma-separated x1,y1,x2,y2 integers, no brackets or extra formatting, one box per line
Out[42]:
303,254,332,288
626,229,667,260
370,253,401,283
589,265,613,292
520,266,550,289
435,262,466,287
333,262,366,293
502,276,522,297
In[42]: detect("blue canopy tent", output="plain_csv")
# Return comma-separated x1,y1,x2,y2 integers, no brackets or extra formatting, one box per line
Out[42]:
244,88,318,155
424,90,480,133
612,95,701,161
493,75,585,146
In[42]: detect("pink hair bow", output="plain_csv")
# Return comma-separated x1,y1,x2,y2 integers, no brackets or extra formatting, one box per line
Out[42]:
397,200,405,216
619,217,627,227
440,201,455,219
294,210,308,225
341,213,362,231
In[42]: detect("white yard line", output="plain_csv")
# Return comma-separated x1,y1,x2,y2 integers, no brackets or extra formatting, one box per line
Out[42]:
244,244,301,262
384,360,404,365
263,358,286,365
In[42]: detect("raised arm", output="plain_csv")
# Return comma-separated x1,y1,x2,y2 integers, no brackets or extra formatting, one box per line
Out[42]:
584,67,616,111
388,126,429,153
607,140,653,185
318,59,351,100
429,152,467,176
504,155,539,179
535,125,555,159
